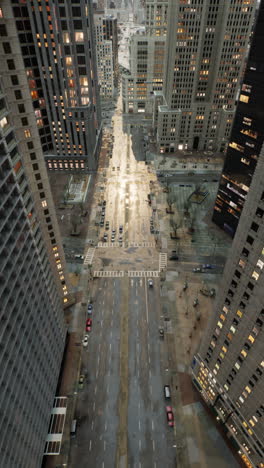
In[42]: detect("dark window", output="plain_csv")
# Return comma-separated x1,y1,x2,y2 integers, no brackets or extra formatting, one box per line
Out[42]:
59,7,66,16
246,235,254,245
240,301,246,309
46,217,51,223
21,117,28,126
234,270,241,279
37,183,43,190
35,173,41,181
74,20,82,29
256,208,264,218
27,141,34,150
64,45,70,54
72,6,81,16
61,20,67,30
78,67,86,75
32,163,39,171
231,280,237,289
243,292,250,300
3,42,12,54
76,44,84,53
39,192,45,199
242,247,249,257
251,222,259,233
77,55,85,65
30,152,36,161
18,103,25,113
0,25,8,37
248,282,254,291
7,59,15,70
11,75,19,85
15,90,22,100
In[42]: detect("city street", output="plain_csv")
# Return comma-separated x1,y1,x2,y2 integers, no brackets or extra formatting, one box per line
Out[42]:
66,90,240,468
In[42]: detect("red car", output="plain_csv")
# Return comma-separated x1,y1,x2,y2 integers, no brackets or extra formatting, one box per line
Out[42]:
166,406,174,427
86,318,92,332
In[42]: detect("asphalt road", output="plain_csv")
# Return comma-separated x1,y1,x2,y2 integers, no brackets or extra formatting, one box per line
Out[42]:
69,94,177,467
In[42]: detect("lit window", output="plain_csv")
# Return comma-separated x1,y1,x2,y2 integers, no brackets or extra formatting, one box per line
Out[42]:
235,362,240,370
217,321,223,329
241,349,247,358
236,310,243,318
239,259,245,268
245,386,251,394
230,325,236,333
80,77,88,86
248,335,255,344
0,116,8,128
63,32,70,43
252,271,259,281
75,32,84,42
42,200,47,208
24,129,31,138
257,259,264,270
239,94,249,103
64,298,68,303
81,97,90,105
66,57,72,65
0,7,3,17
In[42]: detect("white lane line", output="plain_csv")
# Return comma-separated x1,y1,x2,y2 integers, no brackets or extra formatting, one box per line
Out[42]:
152,420,154,430
150,384,152,395
102,462,104,468
102,300,104,305
93,402,95,411
110,331,112,339
152,440,156,451
97,355,100,365
107,384,109,394
96,370,99,379
148,356,151,364
105,422,107,431
101,320,103,327
91,420,94,431
94,385,97,395
138,401,141,410
104,440,106,451
149,370,152,378
139,439,141,450
89,440,92,451
110,343,112,351
138,420,141,430
144,278,149,323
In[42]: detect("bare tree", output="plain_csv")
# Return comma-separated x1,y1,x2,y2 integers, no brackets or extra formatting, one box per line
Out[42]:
167,191,175,212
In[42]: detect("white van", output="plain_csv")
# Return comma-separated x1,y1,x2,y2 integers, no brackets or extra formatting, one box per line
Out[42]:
164,385,171,400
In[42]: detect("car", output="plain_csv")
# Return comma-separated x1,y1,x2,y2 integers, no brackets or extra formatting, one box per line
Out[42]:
119,225,123,233
111,235,115,242
159,327,164,338
103,200,106,206
193,267,202,273
100,220,104,227
103,233,108,242
148,279,153,288
101,211,105,217
86,318,92,332
119,235,123,242
74,254,84,260
82,335,89,347
112,229,116,234
166,406,174,427
164,385,171,400
105,221,110,230
202,264,213,269
79,374,85,388
87,304,93,314
170,255,179,261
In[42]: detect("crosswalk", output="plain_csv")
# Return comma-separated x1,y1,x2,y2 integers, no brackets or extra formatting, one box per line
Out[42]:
127,271,159,278
97,241,156,248
93,270,160,278
93,271,125,278
84,248,96,265
159,253,167,271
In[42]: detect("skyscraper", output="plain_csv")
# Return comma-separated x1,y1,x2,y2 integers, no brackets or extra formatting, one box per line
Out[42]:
122,0,167,114
213,2,264,238
153,0,257,154
94,12,118,100
192,144,264,467
0,62,67,468
4,0,102,173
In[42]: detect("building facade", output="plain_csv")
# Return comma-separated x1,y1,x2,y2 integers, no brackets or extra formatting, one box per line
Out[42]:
0,43,68,468
122,0,167,114
3,0,102,172
212,3,264,238
94,12,118,100
153,0,257,154
192,141,264,467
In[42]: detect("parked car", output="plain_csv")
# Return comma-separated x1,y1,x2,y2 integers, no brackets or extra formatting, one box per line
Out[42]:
119,225,123,233
170,255,179,260
82,335,89,347
105,221,110,230
166,406,174,427
87,304,93,314
103,233,108,242
159,327,164,338
202,264,213,269
75,254,84,260
86,318,92,332
148,279,153,288
79,374,85,388
193,267,202,273
164,385,171,400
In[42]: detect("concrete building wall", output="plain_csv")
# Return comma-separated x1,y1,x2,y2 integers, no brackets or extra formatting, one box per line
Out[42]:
155,0,257,154
192,144,264,467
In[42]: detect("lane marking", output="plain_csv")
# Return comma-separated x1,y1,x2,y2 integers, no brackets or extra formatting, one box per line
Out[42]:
153,440,155,451
144,277,149,324
91,420,94,431
89,440,92,451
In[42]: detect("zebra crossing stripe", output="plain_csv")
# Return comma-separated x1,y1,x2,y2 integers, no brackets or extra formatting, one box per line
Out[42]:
93,271,125,278
84,248,96,265
159,253,167,271
127,271,160,277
